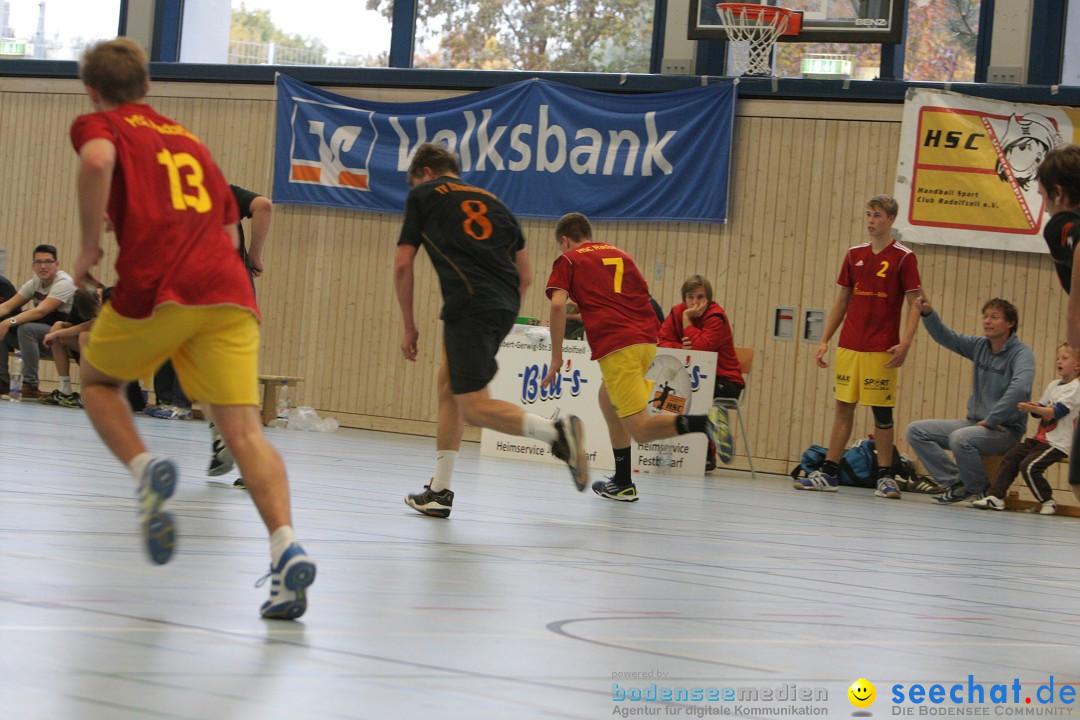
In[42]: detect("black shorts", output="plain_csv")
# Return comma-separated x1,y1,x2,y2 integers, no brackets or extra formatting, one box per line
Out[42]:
443,310,516,394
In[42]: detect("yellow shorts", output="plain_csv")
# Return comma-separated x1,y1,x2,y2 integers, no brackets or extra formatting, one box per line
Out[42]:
84,303,260,407
834,348,897,407
598,344,657,418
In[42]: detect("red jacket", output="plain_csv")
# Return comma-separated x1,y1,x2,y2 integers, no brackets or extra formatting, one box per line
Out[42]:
658,301,744,388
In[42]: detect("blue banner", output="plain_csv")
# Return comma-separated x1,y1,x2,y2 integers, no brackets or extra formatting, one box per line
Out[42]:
273,74,736,223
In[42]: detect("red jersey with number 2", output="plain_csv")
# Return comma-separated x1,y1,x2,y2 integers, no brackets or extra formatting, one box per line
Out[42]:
546,242,659,360
836,240,921,352
70,103,252,320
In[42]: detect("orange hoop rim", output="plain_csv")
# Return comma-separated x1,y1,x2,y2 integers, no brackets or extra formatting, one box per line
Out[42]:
715,3,804,36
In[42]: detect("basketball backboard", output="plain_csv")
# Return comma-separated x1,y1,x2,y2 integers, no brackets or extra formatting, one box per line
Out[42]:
689,0,905,44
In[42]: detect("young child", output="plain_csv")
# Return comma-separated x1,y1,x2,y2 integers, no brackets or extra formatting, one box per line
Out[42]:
972,343,1080,514
1036,143,1080,506
793,194,923,499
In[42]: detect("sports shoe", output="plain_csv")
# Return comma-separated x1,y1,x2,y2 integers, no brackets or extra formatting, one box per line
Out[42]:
144,404,193,420
875,475,902,499
39,389,64,405
258,543,316,620
58,391,83,409
551,415,588,491
207,423,234,476
592,478,639,502
137,457,179,565
1040,500,1058,516
793,468,839,492
970,495,1005,511
20,384,42,400
934,485,974,504
706,405,734,464
405,484,454,518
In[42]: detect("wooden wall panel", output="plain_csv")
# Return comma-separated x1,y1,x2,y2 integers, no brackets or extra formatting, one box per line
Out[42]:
0,78,1070,491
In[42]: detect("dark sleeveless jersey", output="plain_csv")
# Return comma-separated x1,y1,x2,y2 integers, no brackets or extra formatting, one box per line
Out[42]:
398,176,525,321
1043,210,1080,294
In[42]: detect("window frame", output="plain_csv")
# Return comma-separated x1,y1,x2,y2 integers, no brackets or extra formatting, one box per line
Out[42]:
0,0,1076,107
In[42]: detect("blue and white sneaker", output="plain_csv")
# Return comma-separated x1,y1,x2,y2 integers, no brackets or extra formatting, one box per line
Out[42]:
258,543,317,620
706,405,735,464
875,475,902,499
138,457,178,565
793,468,839,492
934,485,975,504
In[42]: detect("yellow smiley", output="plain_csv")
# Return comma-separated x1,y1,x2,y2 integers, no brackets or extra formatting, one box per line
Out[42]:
848,678,876,708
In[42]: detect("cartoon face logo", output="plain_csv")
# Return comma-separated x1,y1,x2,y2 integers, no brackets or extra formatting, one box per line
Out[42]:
848,678,876,708
994,113,1062,191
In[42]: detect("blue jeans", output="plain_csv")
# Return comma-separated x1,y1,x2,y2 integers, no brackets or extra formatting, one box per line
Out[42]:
905,419,1021,493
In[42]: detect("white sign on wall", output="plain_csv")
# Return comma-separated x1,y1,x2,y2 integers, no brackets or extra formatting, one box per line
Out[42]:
480,326,717,475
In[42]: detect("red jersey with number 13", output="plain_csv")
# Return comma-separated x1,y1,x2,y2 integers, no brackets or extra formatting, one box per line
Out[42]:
70,103,252,320
836,240,921,352
546,242,659,360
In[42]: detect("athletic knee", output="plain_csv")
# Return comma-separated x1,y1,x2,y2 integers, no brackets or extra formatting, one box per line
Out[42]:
871,406,893,429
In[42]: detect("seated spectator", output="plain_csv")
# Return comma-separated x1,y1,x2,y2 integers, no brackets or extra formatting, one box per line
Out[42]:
905,296,1035,504
971,342,1080,515
40,287,101,408
0,273,19,398
659,275,744,471
0,244,77,399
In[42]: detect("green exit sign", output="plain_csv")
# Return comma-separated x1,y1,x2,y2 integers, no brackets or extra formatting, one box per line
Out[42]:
0,41,29,55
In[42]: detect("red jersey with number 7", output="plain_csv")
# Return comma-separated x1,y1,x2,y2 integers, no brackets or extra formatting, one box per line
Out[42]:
836,240,921,352
70,103,253,320
546,242,659,360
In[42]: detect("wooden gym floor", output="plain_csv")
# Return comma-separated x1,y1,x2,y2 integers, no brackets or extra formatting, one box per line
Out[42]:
2,401,1078,719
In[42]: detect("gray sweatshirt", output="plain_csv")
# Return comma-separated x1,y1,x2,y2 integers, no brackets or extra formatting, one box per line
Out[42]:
921,310,1035,436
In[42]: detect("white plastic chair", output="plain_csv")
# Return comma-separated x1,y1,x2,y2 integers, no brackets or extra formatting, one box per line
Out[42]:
714,346,756,478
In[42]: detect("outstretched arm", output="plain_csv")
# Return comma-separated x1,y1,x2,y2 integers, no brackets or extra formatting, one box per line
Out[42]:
885,288,924,368
542,289,569,388
816,286,853,368
394,243,420,361
246,195,272,276
74,138,115,289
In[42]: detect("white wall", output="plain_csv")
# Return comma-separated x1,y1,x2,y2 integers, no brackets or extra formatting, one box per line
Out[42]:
1063,0,1080,85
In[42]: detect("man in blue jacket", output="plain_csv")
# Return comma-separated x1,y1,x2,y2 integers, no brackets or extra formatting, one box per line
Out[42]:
905,296,1036,504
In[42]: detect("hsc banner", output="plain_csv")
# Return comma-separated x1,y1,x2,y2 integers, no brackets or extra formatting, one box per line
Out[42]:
273,74,736,223
894,89,1080,253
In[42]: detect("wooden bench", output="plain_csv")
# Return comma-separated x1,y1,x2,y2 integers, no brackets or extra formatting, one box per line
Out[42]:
258,375,302,426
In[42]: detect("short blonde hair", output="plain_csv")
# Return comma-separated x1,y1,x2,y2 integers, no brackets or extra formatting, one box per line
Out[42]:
80,37,148,105
867,194,899,218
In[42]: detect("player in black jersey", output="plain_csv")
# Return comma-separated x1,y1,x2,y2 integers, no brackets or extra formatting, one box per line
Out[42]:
394,143,587,517
1036,143,1080,501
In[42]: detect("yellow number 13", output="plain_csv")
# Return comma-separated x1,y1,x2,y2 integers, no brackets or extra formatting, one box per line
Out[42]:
156,150,212,213
602,257,624,293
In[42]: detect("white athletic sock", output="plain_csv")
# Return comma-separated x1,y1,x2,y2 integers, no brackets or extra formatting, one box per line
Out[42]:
128,452,154,484
430,450,458,492
58,376,72,394
522,413,559,444
270,525,297,566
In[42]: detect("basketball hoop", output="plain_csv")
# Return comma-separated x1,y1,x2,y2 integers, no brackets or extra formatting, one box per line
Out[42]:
715,3,803,77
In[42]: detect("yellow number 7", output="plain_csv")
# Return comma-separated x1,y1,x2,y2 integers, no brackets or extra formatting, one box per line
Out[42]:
602,257,624,293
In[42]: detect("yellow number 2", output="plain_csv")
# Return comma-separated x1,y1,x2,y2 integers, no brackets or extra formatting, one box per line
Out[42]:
876,260,889,278
156,150,212,214
602,257,624,293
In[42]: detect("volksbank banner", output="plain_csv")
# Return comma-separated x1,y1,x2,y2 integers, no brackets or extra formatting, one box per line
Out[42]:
273,74,736,222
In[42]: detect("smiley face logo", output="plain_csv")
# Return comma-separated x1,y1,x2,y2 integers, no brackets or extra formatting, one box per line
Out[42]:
848,678,876,708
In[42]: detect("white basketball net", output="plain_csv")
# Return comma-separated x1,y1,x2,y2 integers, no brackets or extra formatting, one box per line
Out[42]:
717,5,790,77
